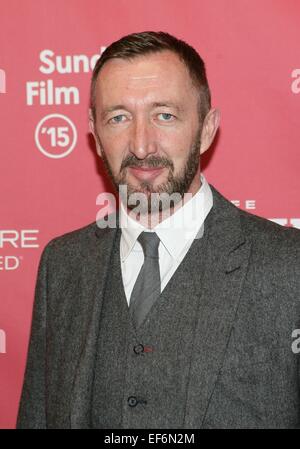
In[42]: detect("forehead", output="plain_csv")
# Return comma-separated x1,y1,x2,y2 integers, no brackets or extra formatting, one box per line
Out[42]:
95,50,196,106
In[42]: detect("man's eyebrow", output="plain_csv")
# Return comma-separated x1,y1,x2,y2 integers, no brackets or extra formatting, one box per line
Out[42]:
151,102,182,111
101,105,127,119
101,101,183,119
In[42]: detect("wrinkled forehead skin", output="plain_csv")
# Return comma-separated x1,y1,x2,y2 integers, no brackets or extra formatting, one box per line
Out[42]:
94,50,199,119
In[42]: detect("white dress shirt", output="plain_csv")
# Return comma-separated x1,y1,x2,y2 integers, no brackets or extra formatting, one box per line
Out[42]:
119,173,213,305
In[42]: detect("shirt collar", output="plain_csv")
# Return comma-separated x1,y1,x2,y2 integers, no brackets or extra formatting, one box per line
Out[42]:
120,173,213,262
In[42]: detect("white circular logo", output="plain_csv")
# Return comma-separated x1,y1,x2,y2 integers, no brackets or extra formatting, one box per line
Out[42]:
35,113,77,159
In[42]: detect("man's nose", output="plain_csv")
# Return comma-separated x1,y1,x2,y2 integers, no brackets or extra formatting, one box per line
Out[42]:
129,118,158,159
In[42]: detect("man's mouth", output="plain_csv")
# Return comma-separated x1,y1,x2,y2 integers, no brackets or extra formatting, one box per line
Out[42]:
128,166,165,181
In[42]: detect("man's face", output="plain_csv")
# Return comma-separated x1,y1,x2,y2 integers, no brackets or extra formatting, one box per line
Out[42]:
90,50,214,212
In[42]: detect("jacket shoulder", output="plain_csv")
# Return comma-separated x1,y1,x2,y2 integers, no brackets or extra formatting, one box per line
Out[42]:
237,208,300,286
46,221,99,250
238,207,300,246
39,221,110,266
40,215,118,264
210,183,300,245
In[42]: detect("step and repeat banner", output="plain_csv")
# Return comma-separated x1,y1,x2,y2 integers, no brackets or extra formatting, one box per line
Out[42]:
0,0,299,428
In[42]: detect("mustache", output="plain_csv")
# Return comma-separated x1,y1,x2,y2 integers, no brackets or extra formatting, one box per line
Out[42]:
120,155,174,171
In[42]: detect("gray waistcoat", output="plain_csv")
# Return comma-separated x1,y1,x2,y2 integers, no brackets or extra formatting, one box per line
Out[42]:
91,216,212,429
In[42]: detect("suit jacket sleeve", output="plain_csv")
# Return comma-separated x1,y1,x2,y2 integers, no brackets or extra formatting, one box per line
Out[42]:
16,242,52,429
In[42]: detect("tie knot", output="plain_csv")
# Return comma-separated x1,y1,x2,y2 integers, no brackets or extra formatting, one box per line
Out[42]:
137,231,160,259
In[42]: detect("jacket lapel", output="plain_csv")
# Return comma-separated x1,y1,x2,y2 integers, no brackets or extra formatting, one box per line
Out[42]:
70,214,119,428
184,185,252,428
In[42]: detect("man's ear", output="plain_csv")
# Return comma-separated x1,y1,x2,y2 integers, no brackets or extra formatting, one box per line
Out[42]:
200,108,220,155
88,108,95,135
89,108,103,157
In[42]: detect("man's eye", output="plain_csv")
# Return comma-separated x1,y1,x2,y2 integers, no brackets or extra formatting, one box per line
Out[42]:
157,113,175,121
109,115,126,124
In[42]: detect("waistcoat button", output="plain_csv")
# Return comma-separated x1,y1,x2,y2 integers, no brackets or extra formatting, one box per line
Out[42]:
133,344,144,354
127,396,138,407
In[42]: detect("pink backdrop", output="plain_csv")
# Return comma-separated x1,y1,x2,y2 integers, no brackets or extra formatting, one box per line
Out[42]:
0,0,299,429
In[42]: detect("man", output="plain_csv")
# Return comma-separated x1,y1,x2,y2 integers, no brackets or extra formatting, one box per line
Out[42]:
17,31,300,429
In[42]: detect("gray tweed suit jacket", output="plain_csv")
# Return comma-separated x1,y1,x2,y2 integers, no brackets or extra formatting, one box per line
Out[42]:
17,184,300,428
